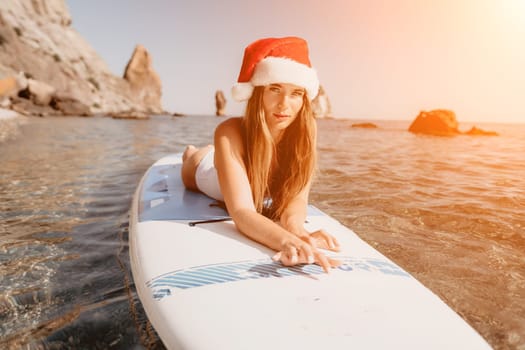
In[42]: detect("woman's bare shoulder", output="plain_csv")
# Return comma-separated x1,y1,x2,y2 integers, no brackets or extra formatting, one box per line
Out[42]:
216,117,242,132
215,117,243,140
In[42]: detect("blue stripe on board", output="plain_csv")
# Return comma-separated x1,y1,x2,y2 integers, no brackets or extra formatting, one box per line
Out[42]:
147,256,410,300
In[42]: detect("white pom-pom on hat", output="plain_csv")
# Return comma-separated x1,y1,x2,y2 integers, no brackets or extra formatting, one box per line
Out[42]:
231,82,254,102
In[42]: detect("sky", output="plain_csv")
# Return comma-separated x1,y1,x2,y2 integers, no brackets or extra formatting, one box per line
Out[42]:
68,0,525,123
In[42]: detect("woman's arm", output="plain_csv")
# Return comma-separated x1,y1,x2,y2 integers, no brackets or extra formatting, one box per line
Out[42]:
280,180,340,252
214,118,335,271
279,184,309,236
278,119,340,252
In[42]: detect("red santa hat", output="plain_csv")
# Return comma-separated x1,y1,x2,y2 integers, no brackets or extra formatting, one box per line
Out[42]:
231,36,320,101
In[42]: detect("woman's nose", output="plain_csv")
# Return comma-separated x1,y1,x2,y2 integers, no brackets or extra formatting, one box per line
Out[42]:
277,93,289,107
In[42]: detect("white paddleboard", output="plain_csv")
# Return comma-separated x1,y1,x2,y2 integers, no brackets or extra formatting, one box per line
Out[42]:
129,153,491,350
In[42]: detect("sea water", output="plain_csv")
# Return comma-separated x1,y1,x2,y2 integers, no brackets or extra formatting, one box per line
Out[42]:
0,115,523,349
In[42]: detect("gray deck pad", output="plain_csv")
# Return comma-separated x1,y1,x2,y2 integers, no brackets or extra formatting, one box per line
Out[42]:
139,163,325,222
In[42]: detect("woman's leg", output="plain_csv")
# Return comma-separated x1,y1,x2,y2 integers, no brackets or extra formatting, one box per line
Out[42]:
181,145,213,191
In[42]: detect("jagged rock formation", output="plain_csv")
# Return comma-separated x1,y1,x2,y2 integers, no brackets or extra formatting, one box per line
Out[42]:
312,85,332,118
123,45,162,114
408,109,460,136
215,90,226,116
408,109,498,136
0,0,163,116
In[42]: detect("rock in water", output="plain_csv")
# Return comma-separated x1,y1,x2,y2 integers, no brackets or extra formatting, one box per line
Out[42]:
352,122,378,128
408,110,460,136
464,126,498,136
215,90,226,116
123,45,163,114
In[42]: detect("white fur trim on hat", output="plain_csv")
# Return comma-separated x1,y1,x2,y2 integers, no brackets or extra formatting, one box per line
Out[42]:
231,56,319,102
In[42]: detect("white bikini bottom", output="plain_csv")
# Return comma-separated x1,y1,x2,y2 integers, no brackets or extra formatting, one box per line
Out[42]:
194,147,224,202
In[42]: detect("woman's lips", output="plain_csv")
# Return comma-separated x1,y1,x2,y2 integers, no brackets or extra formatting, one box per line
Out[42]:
274,113,289,119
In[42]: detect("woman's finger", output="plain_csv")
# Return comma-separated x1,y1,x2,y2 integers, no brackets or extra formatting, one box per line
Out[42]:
273,248,339,274
311,230,341,252
297,244,315,264
332,236,341,249
313,250,332,273
328,257,342,268
278,245,299,266
324,235,341,252
299,234,317,249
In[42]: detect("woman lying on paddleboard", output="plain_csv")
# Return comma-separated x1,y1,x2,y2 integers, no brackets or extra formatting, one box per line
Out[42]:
181,36,341,272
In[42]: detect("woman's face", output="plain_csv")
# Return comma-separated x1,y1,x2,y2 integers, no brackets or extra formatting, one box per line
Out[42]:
262,83,305,138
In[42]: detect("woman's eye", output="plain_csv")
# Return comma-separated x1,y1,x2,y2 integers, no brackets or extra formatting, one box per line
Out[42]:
269,87,280,93
292,91,304,97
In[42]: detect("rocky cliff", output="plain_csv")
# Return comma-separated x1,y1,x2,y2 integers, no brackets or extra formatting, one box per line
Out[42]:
312,85,332,118
0,0,163,116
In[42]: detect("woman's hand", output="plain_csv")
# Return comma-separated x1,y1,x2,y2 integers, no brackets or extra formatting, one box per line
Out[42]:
302,229,341,252
272,236,341,273
284,224,341,252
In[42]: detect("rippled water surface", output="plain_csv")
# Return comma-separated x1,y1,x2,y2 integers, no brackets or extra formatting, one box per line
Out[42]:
1,115,524,349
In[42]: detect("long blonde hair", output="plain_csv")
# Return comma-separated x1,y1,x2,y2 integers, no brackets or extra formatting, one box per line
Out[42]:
242,86,317,220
